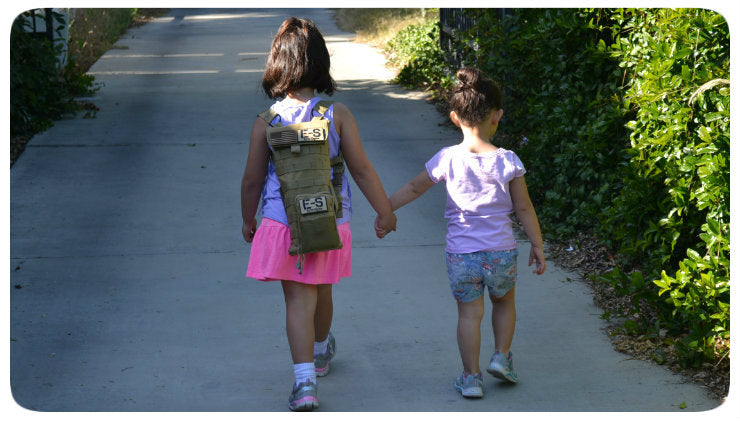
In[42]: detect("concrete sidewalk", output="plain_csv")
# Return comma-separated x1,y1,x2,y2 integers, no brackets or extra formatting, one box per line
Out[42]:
9,8,723,413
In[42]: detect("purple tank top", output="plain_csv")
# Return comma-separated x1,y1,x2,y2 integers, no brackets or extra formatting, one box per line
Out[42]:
259,96,352,225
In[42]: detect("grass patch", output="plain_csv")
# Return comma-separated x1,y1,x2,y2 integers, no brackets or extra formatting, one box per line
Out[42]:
68,8,169,73
332,8,436,46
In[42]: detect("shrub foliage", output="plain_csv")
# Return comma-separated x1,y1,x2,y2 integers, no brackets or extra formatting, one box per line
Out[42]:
10,8,138,139
606,9,729,366
385,18,449,88
10,10,95,137
385,8,730,367
67,8,139,73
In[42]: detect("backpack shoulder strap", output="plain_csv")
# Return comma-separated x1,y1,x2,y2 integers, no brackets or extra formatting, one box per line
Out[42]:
312,100,333,118
258,108,281,127
260,102,331,126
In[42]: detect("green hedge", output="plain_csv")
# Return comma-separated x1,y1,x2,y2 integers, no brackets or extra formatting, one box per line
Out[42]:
10,8,138,138
386,8,730,367
10,10,94,137
458,9,629,240
385,18,448,88
604,9,729,366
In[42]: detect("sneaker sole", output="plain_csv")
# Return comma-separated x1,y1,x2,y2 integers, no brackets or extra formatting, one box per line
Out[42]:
289,396,319,411
315,363,330,377
486,367,517,383
455,384,483,398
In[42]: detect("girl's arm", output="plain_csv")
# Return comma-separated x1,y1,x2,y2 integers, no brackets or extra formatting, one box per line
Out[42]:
333,102,396,235
389,170,435,211
240,117,270,243
379,170,435,237
509,176,546,274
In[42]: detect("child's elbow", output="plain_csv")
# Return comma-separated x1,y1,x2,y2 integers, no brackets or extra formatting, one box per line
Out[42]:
407,182,422,196
242,174,263,193
409,172,434,196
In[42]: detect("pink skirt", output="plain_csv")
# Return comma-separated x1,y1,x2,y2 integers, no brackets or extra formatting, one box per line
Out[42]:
246,217,352,284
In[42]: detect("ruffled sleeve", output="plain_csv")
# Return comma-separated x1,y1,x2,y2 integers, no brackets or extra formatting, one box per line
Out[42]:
425,147,450,183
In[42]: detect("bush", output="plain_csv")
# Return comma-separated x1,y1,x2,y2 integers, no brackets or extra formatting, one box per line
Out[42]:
385,18,449,88
605,9,729,366
11,8,150,164
10,10,95,137
426,8,729,367
333,8,432,45
456,9,629,239
67,8,139,73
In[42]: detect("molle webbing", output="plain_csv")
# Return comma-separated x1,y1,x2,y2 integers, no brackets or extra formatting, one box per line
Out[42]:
259,101,345,268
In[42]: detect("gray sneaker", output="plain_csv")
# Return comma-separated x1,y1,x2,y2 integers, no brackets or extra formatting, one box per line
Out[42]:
314,332,336,377
487,351,518,383
288,379,319,411
454,371,484,398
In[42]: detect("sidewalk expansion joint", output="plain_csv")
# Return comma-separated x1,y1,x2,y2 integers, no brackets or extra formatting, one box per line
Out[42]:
28,142,247,148
10,250,238,260
353,243,445,249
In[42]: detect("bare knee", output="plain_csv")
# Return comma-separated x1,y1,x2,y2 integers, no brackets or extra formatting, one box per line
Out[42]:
458,297,485,321
282,281,317,306
490,287,515,305
316,284,333,300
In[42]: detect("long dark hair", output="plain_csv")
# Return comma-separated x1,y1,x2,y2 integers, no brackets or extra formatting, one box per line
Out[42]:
262,17,336,99
448,67,503,126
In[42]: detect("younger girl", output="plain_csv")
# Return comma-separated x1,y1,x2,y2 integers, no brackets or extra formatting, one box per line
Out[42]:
240,17,396,411
382,67,545,398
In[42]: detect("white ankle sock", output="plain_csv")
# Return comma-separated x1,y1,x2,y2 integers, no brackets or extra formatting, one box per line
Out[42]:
293,362,316,387
313,336,329,356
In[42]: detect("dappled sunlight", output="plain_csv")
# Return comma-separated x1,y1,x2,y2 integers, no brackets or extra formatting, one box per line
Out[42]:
88,8,272,77
102,53,225,59
324,35,355,43
328,39,395,82
87,70,221,75
150,16,175,23
381,90,428,100
90,51,267,76
151,12,280,23
333,79,428,102
183,12,279,21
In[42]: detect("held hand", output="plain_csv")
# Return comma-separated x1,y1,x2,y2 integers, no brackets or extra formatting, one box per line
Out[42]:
375,212,397,239
529,245,546,275
375,217,387,238
242,219,258,243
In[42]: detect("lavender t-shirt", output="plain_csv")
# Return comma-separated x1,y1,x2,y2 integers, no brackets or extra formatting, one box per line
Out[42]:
425,145,526,253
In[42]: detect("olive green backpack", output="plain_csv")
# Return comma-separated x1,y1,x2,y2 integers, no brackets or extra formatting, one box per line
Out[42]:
258,101,345,272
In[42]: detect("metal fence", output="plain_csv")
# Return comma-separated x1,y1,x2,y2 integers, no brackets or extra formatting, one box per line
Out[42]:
19,8,69,66
439,8,512,69
26,8,56,42
439,8,476,70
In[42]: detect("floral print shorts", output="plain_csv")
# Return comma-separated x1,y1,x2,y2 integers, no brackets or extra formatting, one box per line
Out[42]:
445,249,518,303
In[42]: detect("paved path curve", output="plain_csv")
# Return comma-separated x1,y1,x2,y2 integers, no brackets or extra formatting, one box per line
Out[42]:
9,8,723,413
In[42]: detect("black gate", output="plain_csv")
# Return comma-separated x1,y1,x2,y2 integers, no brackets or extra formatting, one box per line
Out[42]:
27,8,56,43
439,8,512,70
439,8,476,70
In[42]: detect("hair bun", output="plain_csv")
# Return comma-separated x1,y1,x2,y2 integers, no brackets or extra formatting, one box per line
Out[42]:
456,67,481,89
448,66,503,125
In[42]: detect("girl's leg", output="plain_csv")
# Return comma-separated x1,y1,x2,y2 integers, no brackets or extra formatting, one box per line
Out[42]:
490,287,516,355
314,284,333,342
281,280,318,363
281,281,321,411
457,297,485,374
